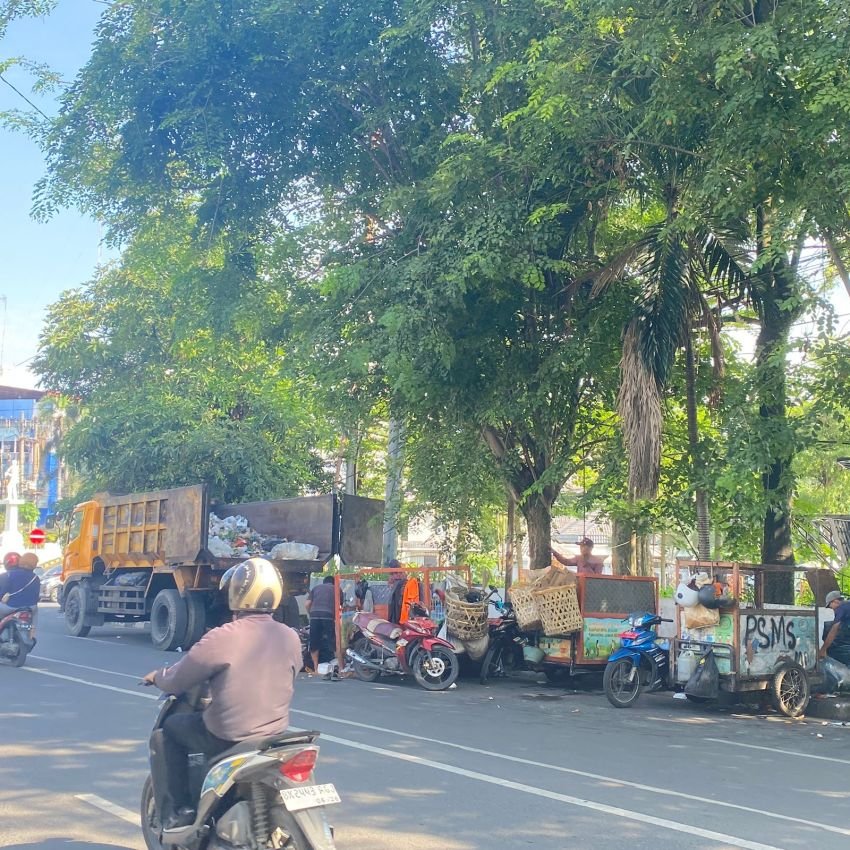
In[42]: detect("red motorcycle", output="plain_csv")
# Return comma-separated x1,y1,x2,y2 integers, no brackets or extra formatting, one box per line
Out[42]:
0,607,35,667
346,603,459,690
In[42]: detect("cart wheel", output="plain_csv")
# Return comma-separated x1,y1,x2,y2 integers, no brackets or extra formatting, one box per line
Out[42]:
771,662,810,718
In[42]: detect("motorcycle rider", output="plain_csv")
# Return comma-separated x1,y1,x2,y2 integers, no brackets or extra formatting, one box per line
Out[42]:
0,551,40,643
143,557,301,830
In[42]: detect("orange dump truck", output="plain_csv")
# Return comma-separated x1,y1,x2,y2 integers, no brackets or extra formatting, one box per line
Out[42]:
61,484,383,650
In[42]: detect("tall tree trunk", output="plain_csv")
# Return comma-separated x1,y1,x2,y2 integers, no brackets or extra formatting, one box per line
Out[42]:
685,335,711,559
505,490,516,593
611,517,632,575
636,533,652,577
382,417,405,565
754,209,800,601
519,491,554,569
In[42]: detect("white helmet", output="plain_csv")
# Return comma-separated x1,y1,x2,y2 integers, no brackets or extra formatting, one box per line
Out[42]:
220,558,283,613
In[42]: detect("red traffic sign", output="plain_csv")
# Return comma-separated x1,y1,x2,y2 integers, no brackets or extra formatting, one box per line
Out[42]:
28,528,46,546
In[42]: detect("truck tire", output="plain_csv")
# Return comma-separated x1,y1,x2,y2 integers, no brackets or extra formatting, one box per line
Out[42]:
150,589,188,652
64,583,92,638
182,592,208,649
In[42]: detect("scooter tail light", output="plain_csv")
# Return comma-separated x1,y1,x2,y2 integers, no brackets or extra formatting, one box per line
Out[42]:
279,747,318,782
17,611,32,623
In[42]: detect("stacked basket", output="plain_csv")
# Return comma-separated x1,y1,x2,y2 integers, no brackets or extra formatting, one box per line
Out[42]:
445,593,489,640
534,584,583,635
509,567,583,636
509,585,543,631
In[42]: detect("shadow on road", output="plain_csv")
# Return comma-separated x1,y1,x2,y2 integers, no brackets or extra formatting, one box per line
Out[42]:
4,843,136,850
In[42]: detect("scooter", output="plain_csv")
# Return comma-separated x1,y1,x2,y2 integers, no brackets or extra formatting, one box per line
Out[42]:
141,687,338,850
346,602,460,691
478,601,527,684
0,607,36,667
603,612,672,708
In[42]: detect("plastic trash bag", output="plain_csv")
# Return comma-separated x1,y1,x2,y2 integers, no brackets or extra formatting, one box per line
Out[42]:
820,657,850,692
269,541,320,560
685,648,720,700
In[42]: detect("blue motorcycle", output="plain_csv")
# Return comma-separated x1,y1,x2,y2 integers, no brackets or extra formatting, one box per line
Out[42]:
603,612,673,708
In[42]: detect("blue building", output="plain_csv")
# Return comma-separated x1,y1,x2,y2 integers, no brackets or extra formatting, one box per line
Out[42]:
0,385,61,525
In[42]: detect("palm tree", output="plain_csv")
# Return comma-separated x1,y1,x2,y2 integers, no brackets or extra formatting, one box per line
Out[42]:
591,166,750,560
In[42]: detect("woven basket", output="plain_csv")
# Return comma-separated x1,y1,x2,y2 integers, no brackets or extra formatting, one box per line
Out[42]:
509,585,542,631
445,594,488,640
533,584,583,636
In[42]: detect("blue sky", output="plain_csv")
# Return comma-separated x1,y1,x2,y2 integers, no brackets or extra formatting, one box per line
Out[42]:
0,1,105,389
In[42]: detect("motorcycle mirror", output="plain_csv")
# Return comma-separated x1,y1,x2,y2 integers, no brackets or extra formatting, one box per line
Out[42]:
489,585,498,592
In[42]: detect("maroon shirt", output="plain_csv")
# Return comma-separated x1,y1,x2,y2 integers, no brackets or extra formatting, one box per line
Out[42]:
154,614,301,741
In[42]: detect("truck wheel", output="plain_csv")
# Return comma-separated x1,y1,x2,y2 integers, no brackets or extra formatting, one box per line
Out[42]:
64,584,92,638
182,593,208,649
150,589,188,652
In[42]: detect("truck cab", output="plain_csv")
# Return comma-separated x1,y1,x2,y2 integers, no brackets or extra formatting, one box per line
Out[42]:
62,502,101,581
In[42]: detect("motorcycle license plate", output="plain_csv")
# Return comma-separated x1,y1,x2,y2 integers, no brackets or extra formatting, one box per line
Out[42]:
280,783,341,812
18,622,31,630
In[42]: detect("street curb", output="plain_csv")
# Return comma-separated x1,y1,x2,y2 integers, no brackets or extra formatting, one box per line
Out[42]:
806,696,850,721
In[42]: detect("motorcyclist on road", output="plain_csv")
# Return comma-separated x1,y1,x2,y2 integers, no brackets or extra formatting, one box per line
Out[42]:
0,552,40,642
143,557,302,830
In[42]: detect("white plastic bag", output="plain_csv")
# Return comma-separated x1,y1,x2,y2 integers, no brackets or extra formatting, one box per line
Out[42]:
821,657,850,692
269,541,320,560
208,535,235,557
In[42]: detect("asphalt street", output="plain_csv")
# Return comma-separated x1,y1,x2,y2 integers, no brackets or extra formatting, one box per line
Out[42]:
2,606,849,850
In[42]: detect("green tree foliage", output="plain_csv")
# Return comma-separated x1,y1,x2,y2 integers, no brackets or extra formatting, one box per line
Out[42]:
42,0,638,567
510,0,850,571
24,0,850,572
34,214,332,502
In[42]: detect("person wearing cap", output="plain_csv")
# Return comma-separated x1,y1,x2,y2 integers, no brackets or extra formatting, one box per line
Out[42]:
820,590,850,666
552,537,605,575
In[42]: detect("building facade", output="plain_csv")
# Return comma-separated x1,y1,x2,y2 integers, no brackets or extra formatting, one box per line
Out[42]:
0,385,64,525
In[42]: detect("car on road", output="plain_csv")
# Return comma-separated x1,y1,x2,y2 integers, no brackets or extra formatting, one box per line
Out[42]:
39,564,64,603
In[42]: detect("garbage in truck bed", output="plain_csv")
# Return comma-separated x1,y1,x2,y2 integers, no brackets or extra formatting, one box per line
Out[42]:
208,513,320,560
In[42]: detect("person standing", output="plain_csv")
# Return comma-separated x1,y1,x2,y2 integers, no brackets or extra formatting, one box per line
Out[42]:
552,537,605,576
305,575,340,673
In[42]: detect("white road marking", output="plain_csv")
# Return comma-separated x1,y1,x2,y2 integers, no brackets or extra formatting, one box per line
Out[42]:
75,793,141,826
319,732,783,850
20,661,831,847
705,738,849,765
30,655,142,680
20,666,158,700
294,709,850,839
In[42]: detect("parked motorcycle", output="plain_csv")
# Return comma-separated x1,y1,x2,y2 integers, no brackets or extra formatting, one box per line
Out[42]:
603,612,672,708
346,602,459,690
141,687,338,850
0,607,36,667
478,601,526,685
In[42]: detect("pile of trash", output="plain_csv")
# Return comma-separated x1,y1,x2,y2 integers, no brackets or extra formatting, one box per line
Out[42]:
208,513,319,561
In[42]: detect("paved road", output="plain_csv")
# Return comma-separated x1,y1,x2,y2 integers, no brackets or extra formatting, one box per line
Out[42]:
2,606,849,850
